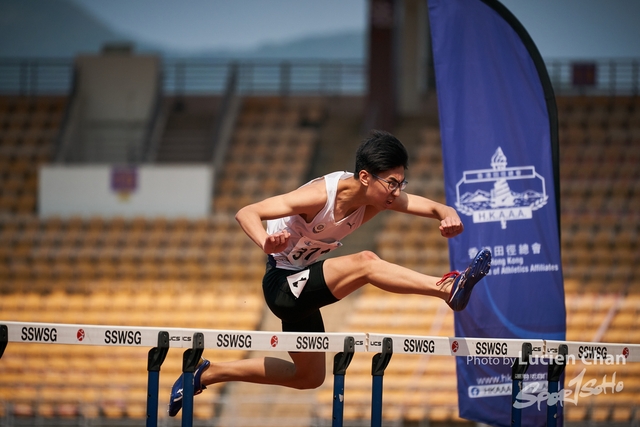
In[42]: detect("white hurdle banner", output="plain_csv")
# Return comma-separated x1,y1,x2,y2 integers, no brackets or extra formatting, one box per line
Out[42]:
367,332,640,362
3,321,640,427
2,320,367,353
3,321,640,361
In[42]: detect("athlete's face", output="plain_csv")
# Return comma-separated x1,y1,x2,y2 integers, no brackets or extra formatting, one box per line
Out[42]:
368,166,407,208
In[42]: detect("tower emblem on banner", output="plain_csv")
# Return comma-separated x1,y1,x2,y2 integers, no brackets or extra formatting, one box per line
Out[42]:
455,147,548,229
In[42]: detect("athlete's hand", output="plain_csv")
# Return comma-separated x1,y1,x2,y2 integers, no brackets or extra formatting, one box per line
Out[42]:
263,230,291,254
439,216,464,238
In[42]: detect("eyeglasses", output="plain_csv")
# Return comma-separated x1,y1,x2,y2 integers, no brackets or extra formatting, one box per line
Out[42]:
371,173,408,192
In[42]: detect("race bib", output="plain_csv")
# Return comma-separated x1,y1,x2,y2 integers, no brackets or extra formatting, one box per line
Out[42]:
286,238,341,268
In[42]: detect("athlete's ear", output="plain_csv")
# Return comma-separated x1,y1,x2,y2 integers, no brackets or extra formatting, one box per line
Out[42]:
359,170,370,186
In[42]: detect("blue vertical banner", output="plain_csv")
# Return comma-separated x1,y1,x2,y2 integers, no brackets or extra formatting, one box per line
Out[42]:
428,0,566,426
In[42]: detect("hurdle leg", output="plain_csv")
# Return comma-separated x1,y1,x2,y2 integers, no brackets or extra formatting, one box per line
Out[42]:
371,337,393,427
146,331,169,427
332,337,355,427
0,325,7,359
511,343,532,427
547,344,568,427
181,332,205,427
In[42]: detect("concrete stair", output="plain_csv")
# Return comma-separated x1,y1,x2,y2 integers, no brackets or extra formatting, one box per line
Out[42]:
155,97,219,163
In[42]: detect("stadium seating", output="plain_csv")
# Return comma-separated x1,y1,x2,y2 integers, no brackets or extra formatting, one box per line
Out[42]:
215,97,319,213
1,92,640,425
0,94,321,422
0,96,65,215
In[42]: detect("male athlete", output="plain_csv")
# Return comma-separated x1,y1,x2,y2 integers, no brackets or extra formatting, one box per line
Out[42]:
169,130,491,416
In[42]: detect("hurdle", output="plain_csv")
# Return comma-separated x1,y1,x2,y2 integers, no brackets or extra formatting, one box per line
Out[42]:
2,321,640,427
0,321,368,427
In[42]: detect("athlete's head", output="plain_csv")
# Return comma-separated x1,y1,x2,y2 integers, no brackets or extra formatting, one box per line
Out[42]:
355,130,409,175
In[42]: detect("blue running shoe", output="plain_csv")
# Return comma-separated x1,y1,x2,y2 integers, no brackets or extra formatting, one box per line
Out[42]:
168,358,210,417
442,249,491,311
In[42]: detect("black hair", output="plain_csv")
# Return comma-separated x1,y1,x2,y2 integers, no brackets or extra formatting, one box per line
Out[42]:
354,130,409,175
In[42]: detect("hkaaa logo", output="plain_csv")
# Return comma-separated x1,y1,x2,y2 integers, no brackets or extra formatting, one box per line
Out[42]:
455,147,548,229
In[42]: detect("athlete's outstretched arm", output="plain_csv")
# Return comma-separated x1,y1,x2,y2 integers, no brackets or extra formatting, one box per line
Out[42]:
390,192,464,238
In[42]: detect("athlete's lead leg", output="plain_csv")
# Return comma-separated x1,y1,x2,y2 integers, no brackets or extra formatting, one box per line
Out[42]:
322,249,491,310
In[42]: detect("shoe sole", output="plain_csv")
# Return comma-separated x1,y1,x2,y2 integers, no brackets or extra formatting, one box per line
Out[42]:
462,249,491,287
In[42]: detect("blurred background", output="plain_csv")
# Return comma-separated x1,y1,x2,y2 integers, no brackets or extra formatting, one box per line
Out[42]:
0,0,639,426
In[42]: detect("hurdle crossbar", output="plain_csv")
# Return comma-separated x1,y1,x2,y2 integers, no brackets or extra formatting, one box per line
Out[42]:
367,332,640,362
1,320,367,352
5,321,639,361
3,320,640,427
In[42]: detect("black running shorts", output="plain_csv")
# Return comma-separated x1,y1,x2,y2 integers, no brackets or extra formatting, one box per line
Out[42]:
262,256,339,333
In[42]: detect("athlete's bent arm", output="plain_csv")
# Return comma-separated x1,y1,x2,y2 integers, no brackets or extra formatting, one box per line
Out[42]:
390,192,464,238
235,182,327,254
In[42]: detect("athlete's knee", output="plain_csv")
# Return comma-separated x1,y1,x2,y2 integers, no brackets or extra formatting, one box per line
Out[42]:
357,251,382,277
289,353,326,389
292,366,326,389
358,250,381,263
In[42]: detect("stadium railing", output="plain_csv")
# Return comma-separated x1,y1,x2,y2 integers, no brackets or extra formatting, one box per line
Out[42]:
0,58,638,97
